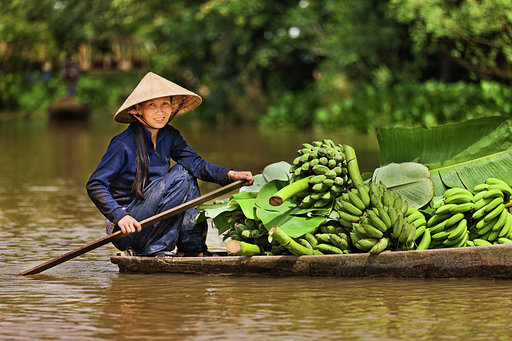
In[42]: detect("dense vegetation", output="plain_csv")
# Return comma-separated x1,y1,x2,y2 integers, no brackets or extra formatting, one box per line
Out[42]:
1,0,511,130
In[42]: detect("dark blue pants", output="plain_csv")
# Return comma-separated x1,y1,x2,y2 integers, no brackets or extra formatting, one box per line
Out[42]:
112,164,207,256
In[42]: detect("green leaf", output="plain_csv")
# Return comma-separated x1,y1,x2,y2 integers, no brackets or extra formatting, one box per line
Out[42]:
273,213,325,238
254,179,325,237
240,174,267,193
212,211,234,235
262,161,292,182
377,116,512,196
196,200,233,221
236,198,257,220
372,162,434,209
254,179,293,212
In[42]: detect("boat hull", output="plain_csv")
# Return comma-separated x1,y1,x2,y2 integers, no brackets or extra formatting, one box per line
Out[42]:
110,244,512,279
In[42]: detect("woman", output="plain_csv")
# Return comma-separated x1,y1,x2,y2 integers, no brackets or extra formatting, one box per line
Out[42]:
86,72,253,257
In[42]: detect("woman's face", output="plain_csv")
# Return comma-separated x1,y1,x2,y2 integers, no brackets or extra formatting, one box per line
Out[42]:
137,96,172,130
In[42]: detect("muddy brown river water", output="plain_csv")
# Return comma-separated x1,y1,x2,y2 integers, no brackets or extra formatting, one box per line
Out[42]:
1,114,512,340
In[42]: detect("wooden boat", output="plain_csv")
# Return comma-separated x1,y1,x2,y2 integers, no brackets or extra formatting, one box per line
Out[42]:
47,97,90,121
111,243,512,279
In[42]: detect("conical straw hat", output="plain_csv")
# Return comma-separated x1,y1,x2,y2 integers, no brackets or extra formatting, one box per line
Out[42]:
114,72,202,123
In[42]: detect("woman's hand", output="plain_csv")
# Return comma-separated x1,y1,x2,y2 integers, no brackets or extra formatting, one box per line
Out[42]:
117,215,142,234
227,170,254,186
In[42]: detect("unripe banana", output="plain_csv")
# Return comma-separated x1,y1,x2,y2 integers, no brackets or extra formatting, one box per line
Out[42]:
325,169,337,179
435,204,458,215
311,183,327,192
321,191,333,201
392,215,404,239
300,153,310,163
313,199,331,208
414,225,426,240
476,216,498,236
338,210,361,223
486,177,510,187
377,207,392,229
316,243,344,254
472,190,487,202
356,238,379,251
368,210,388,233
484,203,505,222
369,182,382,208
410,217,427,228
301,162,310,172
397,197,409,216
498,214,512,238
338,217,353,228
330,234,349,250
427,213,450,228
347,189,366,211
487,228,500,242
405,223,417,245
473,239,492,246
369,237,389,254
484,189,504,199
304,233,318,249
429,220,447,234
444,213,465,227
399,222,412,243
334,177,344,186
431,229,451,241
445,193,473,204
350,231,361,244
448,219,467,240
382,191,394,208
299,238,313,249
387,207,399,226
362,223,384,239
501,212,512,238
443,230,468,247
444,187,472,198
486,178,512,196
472,206,487,220
309,175,327,185
449,202,474,214
491,208,508,232
474,197,493,211
406,210,425,224
473,183,489,192
356,185,371,208
416,228,431,250
312,165,330,175
484,196,504,212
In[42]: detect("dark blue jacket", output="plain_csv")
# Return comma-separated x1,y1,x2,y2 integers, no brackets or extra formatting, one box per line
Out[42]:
86,123,231,224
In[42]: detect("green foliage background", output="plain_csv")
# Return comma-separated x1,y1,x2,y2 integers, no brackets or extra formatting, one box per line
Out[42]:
1,0,511,130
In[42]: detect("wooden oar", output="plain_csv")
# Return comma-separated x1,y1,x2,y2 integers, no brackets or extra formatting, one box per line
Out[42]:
16,180,246,276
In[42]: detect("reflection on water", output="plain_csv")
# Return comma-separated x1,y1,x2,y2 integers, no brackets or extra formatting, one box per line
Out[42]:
1,115,512,340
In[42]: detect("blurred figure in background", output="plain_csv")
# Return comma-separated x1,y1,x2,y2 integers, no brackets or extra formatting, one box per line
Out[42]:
61,60,79,97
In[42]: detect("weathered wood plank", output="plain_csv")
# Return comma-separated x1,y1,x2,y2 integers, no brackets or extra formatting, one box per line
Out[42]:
110,244,512,279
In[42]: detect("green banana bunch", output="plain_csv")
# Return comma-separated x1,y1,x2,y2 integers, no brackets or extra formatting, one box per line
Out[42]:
335,181,414,254
425,187,472,249
292,221,352,254
468,178,512,244
405,208,429,250
288,139,352,208
218,210,286,254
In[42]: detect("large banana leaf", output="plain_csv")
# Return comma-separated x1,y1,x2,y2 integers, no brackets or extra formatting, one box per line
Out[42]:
377,116,512,197
372,162,433,209
254,180,326,238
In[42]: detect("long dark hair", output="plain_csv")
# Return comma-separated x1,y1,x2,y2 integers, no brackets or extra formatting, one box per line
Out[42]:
131,122,149,201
